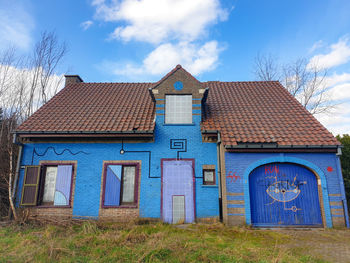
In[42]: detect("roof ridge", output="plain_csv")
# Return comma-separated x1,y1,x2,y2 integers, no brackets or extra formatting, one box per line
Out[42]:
151,64,201,89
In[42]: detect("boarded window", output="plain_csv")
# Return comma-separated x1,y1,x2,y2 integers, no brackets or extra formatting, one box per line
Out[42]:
203,169,215,185
104,165,122,206
165,95,192,124
20,166,41,206
103,164,138,207
54,165,73,206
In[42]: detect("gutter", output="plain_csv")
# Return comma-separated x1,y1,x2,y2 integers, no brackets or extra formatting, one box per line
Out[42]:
15,130,155,139
15,130,154,134
335,146,350,228
216,131,222,198
216,131,223,221
224,144,339,149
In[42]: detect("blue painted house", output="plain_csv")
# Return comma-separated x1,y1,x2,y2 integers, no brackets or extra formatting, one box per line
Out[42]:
14,65,349,228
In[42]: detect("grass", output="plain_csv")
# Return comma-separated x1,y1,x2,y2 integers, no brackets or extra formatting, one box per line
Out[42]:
0,220,347,263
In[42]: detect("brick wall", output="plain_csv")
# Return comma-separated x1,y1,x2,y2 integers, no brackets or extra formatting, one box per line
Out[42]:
222,152,348,227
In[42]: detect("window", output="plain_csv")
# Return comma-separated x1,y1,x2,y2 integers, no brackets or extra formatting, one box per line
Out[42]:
203,169,215,185
102,163,139,207
165,95,192,124
20,164,74,207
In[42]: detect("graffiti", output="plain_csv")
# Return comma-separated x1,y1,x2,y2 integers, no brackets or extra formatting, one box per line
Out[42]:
265,173,306,212
265,165,279,175
227,171,240,182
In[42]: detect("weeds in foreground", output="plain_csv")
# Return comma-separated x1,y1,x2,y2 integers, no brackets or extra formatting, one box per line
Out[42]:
0,220,345,262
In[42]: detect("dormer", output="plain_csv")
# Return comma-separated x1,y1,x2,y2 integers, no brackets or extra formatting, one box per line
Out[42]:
150,65,206,125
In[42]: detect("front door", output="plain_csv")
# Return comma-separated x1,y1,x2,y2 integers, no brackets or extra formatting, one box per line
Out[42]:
162,160,195,223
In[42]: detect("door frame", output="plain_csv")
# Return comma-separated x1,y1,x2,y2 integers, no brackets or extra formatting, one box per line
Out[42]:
160,158,196,222
243,156,332,228
248,162,323,227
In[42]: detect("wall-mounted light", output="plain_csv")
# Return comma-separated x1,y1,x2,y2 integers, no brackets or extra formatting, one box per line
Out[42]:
120,149,125,155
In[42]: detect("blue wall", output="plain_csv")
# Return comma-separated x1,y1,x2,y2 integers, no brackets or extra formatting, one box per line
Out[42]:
16,115,219,220
224,152,349,227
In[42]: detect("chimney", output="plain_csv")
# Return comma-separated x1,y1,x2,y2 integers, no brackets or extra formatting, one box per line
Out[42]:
64,75,84,85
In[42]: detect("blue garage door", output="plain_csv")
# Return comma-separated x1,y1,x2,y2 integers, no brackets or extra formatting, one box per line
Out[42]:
249,163,322,227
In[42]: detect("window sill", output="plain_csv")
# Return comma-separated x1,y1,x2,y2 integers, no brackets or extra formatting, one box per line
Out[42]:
36,205,72,209
201,185,218,188
102,205,138,209
163,123,195,126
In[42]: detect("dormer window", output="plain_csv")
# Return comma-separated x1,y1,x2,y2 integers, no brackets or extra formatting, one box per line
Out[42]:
165,95,192,124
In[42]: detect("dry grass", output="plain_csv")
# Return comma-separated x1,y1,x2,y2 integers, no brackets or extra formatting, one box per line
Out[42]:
0,220,349,262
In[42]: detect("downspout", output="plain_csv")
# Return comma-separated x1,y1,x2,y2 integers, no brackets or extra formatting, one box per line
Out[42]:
12,133,23,206
217,131,223,221
336,146,350,228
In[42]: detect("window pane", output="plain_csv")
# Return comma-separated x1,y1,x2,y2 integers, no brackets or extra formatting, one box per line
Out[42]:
165,95,192,124
204,170,214,183
104,165,122,206
43,166,57,202
122,166,136,203
54,165,73,206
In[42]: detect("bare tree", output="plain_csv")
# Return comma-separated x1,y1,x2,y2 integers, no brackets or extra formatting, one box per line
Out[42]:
254,53,280,81
0,47,22,220
253,54,335,115
0,31,67,221
27,31,67,117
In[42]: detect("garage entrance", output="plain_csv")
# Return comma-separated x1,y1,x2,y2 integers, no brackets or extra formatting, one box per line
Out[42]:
249,163,322,227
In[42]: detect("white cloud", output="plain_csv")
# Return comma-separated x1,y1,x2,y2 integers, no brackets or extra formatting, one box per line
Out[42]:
92,0,229,77
309,40,324,53
93,0,228,44
308,36,350,70
315,71,350,136
0,64,64,116
0,1,34,50
111,41,222,78
325,72,350,87
80,20,94,30
328,82,350,101
316,103,350,136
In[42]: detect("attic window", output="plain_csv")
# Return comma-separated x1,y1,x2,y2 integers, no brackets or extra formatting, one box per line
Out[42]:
165,95,192,124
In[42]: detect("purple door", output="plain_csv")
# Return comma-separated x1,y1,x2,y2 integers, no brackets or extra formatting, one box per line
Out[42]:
162,160,195,223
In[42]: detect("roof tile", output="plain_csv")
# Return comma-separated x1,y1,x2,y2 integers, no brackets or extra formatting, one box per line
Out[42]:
201,81,339,146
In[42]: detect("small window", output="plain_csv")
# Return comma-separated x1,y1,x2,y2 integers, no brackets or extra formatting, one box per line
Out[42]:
165,95,192,124
103,164,138,207
20,164,74,207
203,169,215,185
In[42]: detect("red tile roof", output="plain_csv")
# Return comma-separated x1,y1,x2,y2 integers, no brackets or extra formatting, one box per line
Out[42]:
17,67,339,146
17,82,155,133
201,81,339,146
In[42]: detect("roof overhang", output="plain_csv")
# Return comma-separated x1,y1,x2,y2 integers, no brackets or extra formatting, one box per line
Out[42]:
16,130,154,138
225,143,340,153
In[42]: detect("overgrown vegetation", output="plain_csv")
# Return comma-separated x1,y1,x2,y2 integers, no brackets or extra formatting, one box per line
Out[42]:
1,220,349,263
0,31,66,220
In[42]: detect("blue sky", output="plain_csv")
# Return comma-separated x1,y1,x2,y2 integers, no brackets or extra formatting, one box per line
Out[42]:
1,0,350,135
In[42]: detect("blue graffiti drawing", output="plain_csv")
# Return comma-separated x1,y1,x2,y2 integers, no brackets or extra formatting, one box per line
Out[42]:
265,174,306,212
